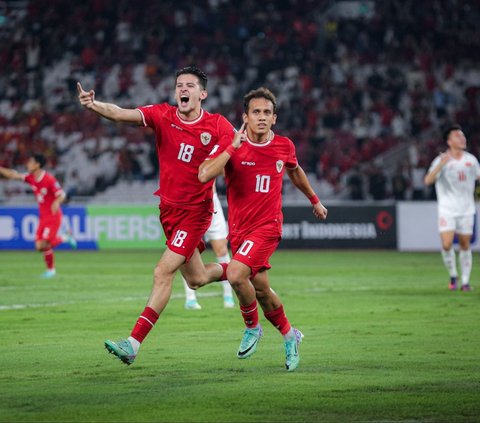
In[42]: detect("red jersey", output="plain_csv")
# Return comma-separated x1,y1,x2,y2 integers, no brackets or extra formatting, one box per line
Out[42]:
137,103,234,210
23,171,64,219
215,133,298,235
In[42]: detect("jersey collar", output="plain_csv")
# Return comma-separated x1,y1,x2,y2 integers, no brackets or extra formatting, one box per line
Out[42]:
176,108,204,125
246,130,274,147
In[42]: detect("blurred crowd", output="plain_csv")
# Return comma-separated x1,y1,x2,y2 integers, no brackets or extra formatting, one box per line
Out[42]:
0,0,479,200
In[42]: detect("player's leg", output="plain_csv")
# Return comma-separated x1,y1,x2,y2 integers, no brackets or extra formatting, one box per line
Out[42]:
183,277,201,310
105,247,185,365
439,214,457,289
227,259,262,358
251,270,303,371
35,221,57,278
457,215,474,291
210,238,234,308
180,248,226,289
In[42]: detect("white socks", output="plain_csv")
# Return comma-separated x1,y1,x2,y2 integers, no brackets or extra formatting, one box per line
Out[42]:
127,336,140,354
459,249,472,286
441,248,458,278
183,278,197,301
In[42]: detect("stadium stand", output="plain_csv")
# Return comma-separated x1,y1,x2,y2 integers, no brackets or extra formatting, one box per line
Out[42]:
0,0,479,203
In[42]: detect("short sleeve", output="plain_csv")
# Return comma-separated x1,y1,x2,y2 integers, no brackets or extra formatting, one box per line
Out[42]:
285,139,298,169
428,156,442,179
136,103,169,129
23,173,34,185
208,116,235,159
50,176,64,196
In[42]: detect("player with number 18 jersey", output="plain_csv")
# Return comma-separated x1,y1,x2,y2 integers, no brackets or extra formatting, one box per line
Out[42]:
137,103,234,258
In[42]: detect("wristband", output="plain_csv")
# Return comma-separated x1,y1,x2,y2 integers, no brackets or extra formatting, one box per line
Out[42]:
308,194,319,205
225,145,236,156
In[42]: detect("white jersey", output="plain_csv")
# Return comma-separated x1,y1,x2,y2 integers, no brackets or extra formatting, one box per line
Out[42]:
429,151,480,216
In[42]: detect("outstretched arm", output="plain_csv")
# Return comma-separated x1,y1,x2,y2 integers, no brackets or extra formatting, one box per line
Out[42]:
286,166,328,219
77,82,143,125
198,123,246,183
0,166,23,181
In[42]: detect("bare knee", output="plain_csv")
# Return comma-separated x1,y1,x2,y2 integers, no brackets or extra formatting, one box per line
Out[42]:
255,286,271,301
226,266,249,290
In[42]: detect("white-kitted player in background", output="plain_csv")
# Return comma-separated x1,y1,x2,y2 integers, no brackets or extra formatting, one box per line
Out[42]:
183,187,235,309
424,124,480,291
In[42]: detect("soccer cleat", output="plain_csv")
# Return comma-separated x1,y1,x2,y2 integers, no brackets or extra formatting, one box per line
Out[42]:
460,284,472,292
66,231,77,249
284,328,304,372
40,269,56,279
223,295,235,308
448,277,457,291
185,299,202,310
237,325,262,359
104,339,136,365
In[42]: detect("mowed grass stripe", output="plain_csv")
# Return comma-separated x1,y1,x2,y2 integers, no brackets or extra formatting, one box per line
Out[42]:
0,250,478,422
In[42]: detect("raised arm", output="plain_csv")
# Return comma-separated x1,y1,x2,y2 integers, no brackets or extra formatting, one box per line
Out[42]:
77,82,143,125
198,123,246,183
0,166,24,181
424,152,450,186
286,165,328,220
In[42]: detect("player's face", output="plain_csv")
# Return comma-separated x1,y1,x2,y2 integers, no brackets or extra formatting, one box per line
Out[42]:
243,98,277,137
448,129,467,150
26,157,40,173
175,74,207,116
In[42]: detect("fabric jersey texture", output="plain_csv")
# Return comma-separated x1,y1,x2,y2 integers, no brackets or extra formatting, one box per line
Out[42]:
219,133,298,237
137,103,234,211
23,171,64,219
429,151,480,216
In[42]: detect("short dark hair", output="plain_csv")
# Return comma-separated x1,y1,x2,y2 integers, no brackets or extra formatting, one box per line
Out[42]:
175,66,208,90
31,153,46,168
243,87,277,113
442,123,463,143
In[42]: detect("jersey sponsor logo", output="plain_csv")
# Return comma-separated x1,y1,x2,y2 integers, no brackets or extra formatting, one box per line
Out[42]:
276,160,284,173
171,123,183,131
241,161,256,166
465,162,472,167
200,132,212,145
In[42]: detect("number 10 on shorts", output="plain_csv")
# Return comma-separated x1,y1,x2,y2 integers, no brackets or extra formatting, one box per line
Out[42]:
238,240,254,256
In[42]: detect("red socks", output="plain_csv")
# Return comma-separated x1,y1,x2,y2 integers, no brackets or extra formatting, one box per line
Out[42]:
264,305,291,335
218,262,228,281
130,307,159,343
240,300,259,328
43,249,54,270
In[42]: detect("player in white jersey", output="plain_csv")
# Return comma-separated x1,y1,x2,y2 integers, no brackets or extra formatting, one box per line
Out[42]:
182,189,235,309
424,124,480,291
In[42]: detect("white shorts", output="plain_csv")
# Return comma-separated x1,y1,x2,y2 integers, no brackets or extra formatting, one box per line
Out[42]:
438,213,475,235
204,193,228,242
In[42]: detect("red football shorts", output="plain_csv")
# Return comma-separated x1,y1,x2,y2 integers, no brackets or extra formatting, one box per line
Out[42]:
159,205,213,262
36,214,62,243
229,227,281,278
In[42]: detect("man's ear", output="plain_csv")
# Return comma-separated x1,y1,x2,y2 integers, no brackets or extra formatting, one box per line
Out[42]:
200,90,208,101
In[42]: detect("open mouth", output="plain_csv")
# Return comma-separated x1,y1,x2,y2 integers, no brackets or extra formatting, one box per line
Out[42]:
180,96,189,106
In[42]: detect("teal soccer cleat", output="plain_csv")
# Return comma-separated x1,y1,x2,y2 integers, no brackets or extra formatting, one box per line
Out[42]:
223,295,235,308
184,299,202,310
237,325,262,359
40,269,56,279
104,339,136,365
284,328,304,372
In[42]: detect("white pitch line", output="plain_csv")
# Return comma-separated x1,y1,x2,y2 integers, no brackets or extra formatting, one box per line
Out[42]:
0,291,222,311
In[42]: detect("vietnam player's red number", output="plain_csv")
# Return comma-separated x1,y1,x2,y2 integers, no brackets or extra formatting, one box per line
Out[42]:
178,143,194,163
458,170,466,181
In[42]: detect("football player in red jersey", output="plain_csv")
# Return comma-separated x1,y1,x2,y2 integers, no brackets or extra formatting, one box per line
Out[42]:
78,66,235,365
199,87,328,371
0,153,77,278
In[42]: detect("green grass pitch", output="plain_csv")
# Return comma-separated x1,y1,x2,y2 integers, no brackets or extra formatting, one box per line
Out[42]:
0,250,478,422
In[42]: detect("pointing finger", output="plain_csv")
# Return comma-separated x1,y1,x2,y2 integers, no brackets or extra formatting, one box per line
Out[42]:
77,82,84,94
238,122,246,133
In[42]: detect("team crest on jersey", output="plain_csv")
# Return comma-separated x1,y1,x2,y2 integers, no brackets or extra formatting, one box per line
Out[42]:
200,132,212,145
276,160,284,173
